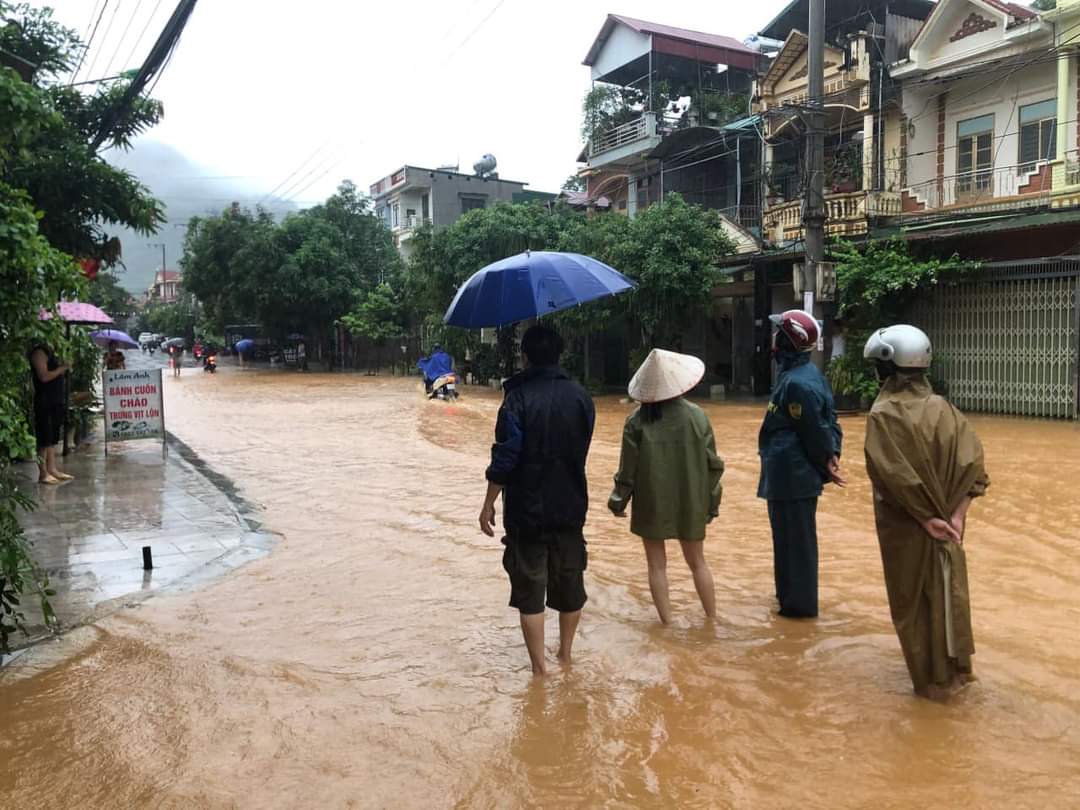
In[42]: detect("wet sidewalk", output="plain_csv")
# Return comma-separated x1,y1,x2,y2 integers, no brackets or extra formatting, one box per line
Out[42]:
8,435,276,648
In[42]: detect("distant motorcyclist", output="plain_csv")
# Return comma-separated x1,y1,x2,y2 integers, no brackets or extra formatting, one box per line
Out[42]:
418,344,454,392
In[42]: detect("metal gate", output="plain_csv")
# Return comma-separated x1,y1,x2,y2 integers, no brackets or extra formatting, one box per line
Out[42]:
909,258,1080,419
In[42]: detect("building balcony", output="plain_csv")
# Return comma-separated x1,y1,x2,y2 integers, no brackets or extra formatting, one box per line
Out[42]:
1048,152,1080,209
763,190,900,243
398,214,431,231
586,112,663,170
901,163,1053,219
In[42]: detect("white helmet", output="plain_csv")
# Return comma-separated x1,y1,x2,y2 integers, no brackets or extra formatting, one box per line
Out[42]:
863,325,932,368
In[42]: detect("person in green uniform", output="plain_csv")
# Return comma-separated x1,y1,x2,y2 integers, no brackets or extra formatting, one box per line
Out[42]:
609,349,725,624
863,325,989,699
758,310,844,619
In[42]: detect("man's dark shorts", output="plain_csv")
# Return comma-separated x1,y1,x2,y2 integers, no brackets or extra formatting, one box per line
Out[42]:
501,529,588,615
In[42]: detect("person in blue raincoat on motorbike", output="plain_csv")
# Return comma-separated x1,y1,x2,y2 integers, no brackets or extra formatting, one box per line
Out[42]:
418,344,454,393
757,310,845,619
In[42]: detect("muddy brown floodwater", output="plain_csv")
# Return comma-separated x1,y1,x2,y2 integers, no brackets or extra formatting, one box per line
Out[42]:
3,368,1080,808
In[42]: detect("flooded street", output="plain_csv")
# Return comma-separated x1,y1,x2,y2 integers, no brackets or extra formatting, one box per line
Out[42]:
3,367,1080,808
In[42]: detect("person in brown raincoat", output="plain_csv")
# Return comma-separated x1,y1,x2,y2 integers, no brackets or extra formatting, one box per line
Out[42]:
863,325,990,699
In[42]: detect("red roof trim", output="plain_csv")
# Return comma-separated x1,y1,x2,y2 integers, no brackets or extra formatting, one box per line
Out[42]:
908,0,1037,58
584,13,755,67
610,14,755,55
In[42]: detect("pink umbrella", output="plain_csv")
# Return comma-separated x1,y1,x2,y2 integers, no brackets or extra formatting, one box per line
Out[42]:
39,301,114,325
38,301,114,456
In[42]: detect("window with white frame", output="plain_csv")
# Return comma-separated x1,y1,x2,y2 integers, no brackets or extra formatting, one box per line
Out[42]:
957,114,994,200
1018,99,1056,174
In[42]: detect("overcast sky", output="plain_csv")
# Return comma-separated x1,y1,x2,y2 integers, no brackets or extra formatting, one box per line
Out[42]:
40,1,792,202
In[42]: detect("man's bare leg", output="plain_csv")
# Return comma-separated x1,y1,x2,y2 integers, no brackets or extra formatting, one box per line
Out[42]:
520,612,546,676
557,610,581,665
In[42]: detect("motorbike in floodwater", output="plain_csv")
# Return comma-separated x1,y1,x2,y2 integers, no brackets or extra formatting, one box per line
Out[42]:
203,354,217,374
428,373,459,400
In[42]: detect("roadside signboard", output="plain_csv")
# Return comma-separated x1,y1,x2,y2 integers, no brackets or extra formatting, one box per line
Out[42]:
102,368,166,454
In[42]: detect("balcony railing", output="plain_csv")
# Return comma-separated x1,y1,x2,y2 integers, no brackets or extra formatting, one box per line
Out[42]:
717,205,762,229
588,113,658,159
401,214,431,230
904,163,1052,213
763,190,900,243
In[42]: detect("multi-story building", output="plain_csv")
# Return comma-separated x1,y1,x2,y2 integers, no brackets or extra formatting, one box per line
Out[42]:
751,0,1080,417
578,14,763,228
756,0,934,245
369,164,529,255
146,269,181,304
883,0,1080,418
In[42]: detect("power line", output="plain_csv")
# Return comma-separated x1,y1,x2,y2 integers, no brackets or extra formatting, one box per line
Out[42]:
70,0,111,84
278,153,346,201
122,0,165,71
439,0,507,65
258,145,330,204
103,0,145,76
283,160,345,203
82,0,126,85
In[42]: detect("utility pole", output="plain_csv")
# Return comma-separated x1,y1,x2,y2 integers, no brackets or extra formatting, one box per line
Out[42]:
804,0,826,369
148,242,166,274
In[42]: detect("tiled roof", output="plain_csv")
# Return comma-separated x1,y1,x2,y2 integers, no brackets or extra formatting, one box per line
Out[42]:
584,13,755,66
982,0,1037,20
609,14,755,54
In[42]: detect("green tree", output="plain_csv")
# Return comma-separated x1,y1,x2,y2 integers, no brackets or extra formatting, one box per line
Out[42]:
144,294,200,342
614,194,736,347
1031,0,1055,10
580,83,644,142
0,3,169,650
340,282,407,371
0,3,165,262
0,83,78,650
407,195,736,375
86,270,134,322
831,237,978,331
180,183,402,361
181,203,277,332
561,174,586,192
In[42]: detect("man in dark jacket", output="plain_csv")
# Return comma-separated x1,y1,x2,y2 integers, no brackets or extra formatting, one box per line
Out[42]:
758,310,844,618
479,325,596,676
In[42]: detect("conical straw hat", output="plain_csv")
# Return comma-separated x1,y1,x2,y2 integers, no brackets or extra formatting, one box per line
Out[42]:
627,349,705,404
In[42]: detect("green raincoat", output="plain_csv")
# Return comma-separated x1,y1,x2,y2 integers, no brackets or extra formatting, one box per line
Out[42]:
864,372,990,694
608,398,724,541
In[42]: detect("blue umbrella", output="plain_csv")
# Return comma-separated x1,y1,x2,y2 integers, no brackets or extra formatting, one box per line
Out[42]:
89,329,138,349
443,250,634,329
234,338,255,352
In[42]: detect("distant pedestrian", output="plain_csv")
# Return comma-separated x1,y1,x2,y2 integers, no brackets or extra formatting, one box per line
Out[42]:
863,325,989,700
105,340,126,370
479,325,595,676
169,344,181,377
608,349,724,624
28,340,73,484
297,340,307,371
757,310,844,619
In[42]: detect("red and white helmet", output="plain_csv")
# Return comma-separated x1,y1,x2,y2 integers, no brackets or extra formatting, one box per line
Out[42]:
769,310,819,353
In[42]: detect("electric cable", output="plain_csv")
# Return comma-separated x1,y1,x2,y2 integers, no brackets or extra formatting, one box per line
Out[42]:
70,0,111,84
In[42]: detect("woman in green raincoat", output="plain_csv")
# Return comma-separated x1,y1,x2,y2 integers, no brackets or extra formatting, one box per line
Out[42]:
609,349,725,624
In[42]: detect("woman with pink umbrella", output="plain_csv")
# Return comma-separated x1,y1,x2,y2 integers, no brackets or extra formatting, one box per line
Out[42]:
27,339,73,484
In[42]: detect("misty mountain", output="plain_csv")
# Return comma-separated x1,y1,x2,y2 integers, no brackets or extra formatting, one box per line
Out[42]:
103,140,299,294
